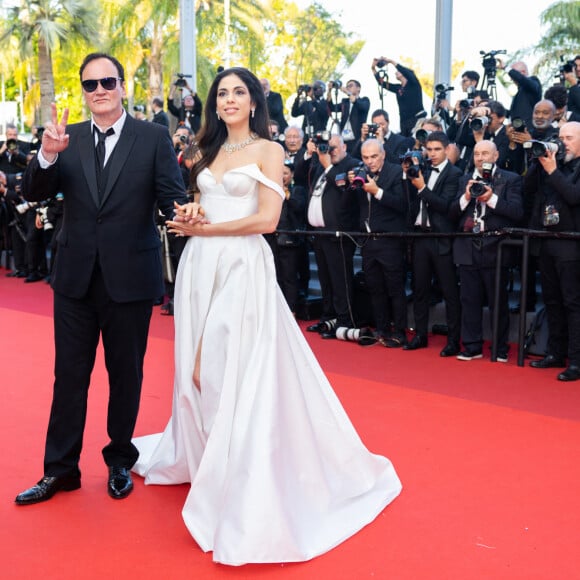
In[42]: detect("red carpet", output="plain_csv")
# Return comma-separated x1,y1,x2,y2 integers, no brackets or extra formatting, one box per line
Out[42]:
2,270,580,579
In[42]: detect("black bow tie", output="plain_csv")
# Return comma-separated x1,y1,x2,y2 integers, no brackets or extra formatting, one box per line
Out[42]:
430,167,440,173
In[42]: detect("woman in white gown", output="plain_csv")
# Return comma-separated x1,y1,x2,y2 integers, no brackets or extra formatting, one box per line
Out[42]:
132,67,402,566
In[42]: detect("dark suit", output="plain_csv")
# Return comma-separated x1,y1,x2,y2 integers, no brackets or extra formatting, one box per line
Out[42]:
291,97,329,136
409,162,462,341
327,96,370,152
508,69,542,127
351,132,414,165
266,91,288,132
524,157,580,364
450,167,523,356
308,154,359,328
22,114,188,477
355,161,408,339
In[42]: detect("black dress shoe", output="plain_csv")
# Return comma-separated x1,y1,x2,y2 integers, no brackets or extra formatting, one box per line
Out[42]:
403,335,428,350
440,341,460,357
530,355,567,369
107,466,133,499
320,331,336,339
558,365,580,382
383,335,407,348
15,475,81,505
307,321,326,333
25,272,44,283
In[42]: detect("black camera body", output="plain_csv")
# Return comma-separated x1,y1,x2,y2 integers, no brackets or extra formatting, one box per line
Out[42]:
435,83,454,100
523,137,566,162
415,128,431,145
298,84,312,95
312,130,331,153
557,58,576,82
469,162,493,197
174,73,192,88
511,117,527,133
400,150,426,179
348,162,368,190
329,80,342,89
376,58,387,68
5,138,18,152
470,116,489,132
480,49,506,77
367,123,380,138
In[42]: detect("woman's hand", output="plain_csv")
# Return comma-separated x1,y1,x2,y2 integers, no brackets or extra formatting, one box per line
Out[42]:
173,200,205,224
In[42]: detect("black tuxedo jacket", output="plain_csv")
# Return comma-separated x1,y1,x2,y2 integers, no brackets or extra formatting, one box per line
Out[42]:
328,96,370,142
309,154,360,233
355,161,406,233
450,167,523,267
266,91,288,132
410,163,462,254
22,115,188,302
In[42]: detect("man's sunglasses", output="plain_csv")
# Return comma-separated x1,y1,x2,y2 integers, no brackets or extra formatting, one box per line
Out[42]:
81,77,123,93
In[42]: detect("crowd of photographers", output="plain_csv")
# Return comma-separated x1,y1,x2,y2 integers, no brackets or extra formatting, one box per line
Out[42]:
4,55,580,381
269,53,580,382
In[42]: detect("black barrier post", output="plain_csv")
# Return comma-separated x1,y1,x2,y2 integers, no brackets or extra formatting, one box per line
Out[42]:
492,235,529,367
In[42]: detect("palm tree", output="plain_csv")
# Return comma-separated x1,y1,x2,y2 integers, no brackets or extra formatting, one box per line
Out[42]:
0,0,99,125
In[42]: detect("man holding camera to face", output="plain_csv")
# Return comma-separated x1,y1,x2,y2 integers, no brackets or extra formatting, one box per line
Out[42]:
291,80,329,138
167,75,203,134
524,122,580,381
347,138,408,347
404,132,463,356
305,134,359,340
0,125,29,175
450,140,523,362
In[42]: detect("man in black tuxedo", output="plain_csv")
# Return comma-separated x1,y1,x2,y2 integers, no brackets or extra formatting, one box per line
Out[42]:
450,140,523,362
404,132,462,356
326,79,370,154
305,135,359,338
349,138,408,347
16,53,189,505
352,109,414,165
525,122,580,381
291,80,329,137
261,78,288,133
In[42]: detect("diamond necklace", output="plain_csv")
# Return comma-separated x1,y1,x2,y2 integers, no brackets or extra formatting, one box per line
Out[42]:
222,132,258,154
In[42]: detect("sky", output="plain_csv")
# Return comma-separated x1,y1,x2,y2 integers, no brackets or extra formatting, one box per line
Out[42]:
292,0,560,130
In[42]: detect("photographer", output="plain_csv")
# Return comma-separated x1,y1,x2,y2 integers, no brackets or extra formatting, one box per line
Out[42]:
497,60,542,128
524,122,580,381
167,75,203,134
326,79,370,153
505,99,558,175
4,173,29,278
545,84,580,128
449,140,523,362
290,80,329,137
404,132,462,356
353,109,414,165
260,78,288,133
348,138,408,347
305,134,359,339
0,125,29,175
172,125,193,163
371,57,426,137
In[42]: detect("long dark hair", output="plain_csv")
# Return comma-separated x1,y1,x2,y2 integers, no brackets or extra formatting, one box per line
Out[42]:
190,67,271,191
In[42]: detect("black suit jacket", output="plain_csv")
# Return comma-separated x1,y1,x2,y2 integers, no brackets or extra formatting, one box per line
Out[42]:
22,115,188,302
410,162,462,255
308,154,360,232
450,167,523,267
328,96,370,142
266,91,288,132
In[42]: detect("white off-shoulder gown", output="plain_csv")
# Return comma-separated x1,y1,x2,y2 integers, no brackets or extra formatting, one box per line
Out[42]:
133,164,402,566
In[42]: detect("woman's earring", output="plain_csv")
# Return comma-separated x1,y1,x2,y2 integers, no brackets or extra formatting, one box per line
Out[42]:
251,108,255,119
216,110,220,120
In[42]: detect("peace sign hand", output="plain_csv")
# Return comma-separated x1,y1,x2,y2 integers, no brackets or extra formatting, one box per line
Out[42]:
41,103,70,162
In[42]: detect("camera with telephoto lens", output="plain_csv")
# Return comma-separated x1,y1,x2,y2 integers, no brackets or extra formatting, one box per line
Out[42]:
469,162,493,198
36,201,54,231
523,137,566,162
556,57,575,82
435,83,454,100
298,84,312,94
348,162,369,191
174,73,192,88
367,123,380,138
328,80,342,89
400,150,426,179
415,128,431,145
470,116,489,132
511,117,527,133
312,130,331,153
5,138,18,152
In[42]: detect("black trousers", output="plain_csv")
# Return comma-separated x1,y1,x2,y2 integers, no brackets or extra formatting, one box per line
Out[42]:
539,248,580,365
362,238,407,337
312,234,355,328
44,263,154,477
411,237,461,341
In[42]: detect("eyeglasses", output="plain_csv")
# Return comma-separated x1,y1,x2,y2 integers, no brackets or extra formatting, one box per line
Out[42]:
81,77,123,93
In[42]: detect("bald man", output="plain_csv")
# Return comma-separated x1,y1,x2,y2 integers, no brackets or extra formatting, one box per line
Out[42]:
524,122,580,380
450,140,523,362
